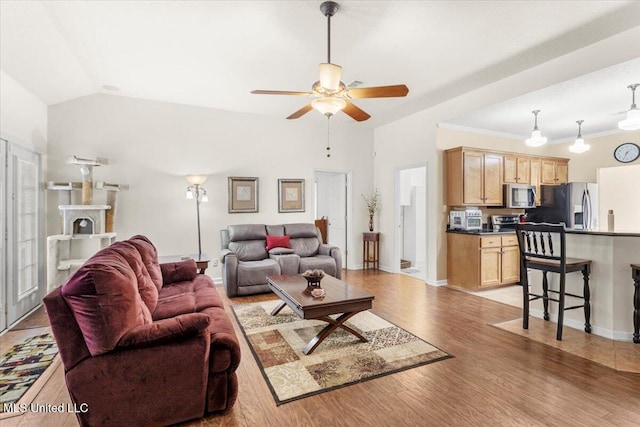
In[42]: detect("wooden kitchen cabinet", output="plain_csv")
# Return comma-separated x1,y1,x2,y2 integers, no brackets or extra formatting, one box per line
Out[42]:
447,232,520,290
503,155,531,184
530,158,541,205
445,146,568,207
541,159,569,184
446,148,503,206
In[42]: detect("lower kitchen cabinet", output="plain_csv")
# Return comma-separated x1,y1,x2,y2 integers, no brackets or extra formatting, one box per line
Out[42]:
447,232,520,290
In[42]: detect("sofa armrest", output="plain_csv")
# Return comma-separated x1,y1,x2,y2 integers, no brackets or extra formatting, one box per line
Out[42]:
221,251,239,297
117,313,210,349
319,244,342,279
160,259,198,285
66,332,211,427
269,252,300,275
220,249,235,263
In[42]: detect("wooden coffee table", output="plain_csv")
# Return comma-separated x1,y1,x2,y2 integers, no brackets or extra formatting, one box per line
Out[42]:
267,274,375,354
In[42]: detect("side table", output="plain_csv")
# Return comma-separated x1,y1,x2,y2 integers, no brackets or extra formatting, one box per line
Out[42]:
363,232,380,270
159,253,210,274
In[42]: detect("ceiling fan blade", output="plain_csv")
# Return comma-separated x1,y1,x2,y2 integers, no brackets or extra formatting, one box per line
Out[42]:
251,90,314,96
287,104,314,120
342,101,371,122
346,84,409,99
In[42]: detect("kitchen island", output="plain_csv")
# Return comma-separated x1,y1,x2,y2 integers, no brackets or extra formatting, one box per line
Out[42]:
447,228,640,341
528,229,639,342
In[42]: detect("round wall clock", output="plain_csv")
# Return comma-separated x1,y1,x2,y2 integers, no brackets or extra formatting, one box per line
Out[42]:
613,142,640,163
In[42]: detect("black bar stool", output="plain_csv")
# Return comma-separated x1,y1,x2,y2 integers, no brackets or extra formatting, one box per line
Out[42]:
632,263,640,344
515,223,592,341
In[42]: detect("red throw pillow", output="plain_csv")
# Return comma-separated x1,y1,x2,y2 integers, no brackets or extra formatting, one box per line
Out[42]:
266,235,291,251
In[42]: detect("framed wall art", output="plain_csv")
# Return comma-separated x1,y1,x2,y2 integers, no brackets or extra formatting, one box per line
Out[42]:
228,177,259,213
278,179,305,213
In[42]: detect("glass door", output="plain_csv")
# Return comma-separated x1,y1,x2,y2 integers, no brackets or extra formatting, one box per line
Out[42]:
6,141,44,326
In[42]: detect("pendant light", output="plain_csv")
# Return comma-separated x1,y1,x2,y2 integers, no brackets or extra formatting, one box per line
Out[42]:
618,84,640,131
525,110,548,147
569,120,590,153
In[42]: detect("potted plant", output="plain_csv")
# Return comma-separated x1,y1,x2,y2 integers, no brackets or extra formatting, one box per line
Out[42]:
362,188,379,232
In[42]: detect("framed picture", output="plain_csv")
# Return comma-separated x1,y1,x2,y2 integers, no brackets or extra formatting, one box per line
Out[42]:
228,177,259,213
278,179,305,213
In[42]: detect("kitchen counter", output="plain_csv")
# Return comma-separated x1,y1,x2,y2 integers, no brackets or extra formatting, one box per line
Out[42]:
446,229,515,235
564,228,640,237
447,228,640,237
446,226,640,341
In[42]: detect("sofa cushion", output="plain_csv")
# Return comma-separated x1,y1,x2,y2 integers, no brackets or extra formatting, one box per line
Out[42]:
298,255,337,277
161,259,197,285
266,235,290,251
290,237,320,257
128,235,163,292
228,224,266,241
284,223,318,238
62,248,152,357
266,224,284,236
107,240,159,314
229,240,268,261
117,313,210,348
237,259,280,286
153,275,223,320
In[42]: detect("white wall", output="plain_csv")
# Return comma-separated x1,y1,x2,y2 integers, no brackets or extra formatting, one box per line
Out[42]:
0,70,47,153
47,94,374,278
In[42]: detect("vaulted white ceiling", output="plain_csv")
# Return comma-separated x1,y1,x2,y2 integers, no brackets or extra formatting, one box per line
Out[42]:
1,1,639,132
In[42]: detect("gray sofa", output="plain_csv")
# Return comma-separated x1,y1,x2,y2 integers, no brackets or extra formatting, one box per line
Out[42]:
220,223,342,297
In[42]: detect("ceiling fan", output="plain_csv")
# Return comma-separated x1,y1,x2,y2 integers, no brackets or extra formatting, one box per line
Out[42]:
251,1,409,122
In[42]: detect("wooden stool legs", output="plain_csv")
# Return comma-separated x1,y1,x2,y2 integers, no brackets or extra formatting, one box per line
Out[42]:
583,264,592,334
632,265,640,344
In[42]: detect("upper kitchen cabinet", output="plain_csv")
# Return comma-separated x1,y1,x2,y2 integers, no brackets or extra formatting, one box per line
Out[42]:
446,147,503,206
541,158,569,184
503,155,531,184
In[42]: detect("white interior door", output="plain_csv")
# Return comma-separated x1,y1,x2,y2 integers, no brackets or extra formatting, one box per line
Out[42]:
0,138,6,332
6,142,44,326
315,171,347,269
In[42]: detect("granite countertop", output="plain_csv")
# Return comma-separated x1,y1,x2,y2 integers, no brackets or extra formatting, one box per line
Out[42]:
564,229,640,237
446,228,515,235
446,228,640,237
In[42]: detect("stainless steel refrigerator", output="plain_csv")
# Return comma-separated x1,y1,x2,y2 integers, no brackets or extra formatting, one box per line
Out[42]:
525,183,598,230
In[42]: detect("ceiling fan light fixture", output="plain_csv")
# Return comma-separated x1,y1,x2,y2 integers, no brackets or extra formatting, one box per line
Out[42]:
618,84,640,131
319,63,342,92
569,120,590,153
312,97,346,116
525,110,548,147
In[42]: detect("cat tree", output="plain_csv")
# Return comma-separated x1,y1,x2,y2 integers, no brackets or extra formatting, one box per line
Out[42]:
46,155,129,290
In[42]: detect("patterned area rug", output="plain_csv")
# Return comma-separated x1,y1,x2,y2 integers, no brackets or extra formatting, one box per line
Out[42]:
232,301,452,405
0,333,58,409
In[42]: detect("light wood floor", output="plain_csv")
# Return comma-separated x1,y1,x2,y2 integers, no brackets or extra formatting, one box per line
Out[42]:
2,270,640,426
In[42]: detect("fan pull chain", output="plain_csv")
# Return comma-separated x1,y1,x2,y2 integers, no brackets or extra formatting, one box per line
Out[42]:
326,117,331,157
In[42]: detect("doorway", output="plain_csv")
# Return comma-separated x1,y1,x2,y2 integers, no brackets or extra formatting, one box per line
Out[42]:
314,170,350,270
1,138,45,333
395,165,427,281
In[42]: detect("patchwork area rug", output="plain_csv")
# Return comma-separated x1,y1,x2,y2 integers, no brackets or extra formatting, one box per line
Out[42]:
232,301,452,405
0,333,58,409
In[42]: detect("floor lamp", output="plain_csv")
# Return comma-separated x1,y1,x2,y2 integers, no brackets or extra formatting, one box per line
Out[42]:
185,175,208,256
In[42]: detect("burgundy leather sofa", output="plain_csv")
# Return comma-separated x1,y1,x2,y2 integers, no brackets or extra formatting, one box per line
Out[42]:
43,235,240,426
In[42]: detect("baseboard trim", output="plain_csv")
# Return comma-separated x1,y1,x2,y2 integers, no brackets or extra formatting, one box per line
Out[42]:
529,309,634,342
426,279,448,287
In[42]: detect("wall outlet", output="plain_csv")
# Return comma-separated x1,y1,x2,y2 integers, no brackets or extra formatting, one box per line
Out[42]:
211,258,219,267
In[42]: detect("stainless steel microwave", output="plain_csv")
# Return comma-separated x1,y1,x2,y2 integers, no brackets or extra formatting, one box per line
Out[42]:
503,184,536,209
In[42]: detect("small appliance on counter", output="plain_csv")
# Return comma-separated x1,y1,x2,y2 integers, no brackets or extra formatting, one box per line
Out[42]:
491,214,520,232
450,208,483,231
